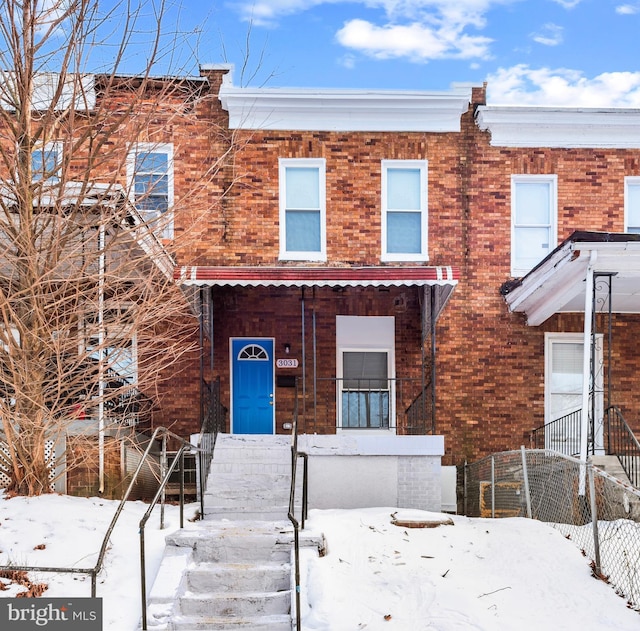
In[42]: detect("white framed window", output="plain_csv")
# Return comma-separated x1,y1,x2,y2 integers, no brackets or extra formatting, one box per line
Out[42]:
279,158,326,261
511,175,557,276
127,143,174,239
32,141,62,181
624,176,640,233
381,160,428,262
336,316,396,433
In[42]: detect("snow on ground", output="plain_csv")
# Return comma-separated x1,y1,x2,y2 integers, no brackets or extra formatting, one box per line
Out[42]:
0,491,198,630
0,493,637,630
300,508,640,631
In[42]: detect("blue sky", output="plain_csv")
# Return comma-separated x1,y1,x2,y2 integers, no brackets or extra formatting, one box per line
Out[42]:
144,1,640,105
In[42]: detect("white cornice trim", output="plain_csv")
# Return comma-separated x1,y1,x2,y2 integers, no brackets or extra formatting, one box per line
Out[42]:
218,85,472,132
476,106,640,148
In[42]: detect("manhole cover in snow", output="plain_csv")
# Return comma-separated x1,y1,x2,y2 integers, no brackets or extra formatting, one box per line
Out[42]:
390,510,454,529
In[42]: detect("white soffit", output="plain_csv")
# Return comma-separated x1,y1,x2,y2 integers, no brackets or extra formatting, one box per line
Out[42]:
503,236,640,325
219,85,472,132
476,106,640,148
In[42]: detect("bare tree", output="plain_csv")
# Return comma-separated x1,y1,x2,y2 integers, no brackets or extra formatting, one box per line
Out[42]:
0,0,230,495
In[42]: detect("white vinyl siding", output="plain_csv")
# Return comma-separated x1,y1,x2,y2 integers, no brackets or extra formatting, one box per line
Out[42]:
279,158,326,261
511,175,557,276
381,160,428,262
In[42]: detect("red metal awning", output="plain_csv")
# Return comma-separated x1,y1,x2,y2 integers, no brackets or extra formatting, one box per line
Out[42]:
174,265,459,287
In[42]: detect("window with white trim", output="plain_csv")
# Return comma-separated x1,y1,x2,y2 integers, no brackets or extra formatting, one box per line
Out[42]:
624,176,640,233
128,143,174,239
381,160,428,261
279,158,326,261
32,141,61,181
511,174,557,276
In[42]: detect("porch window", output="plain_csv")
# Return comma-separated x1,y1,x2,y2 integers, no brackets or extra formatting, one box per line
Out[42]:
128,143,174,239
624,177,640,233
32,141,61,181
279,158,326,261
381,160,428,262
341,351,389,428
511,175,557,276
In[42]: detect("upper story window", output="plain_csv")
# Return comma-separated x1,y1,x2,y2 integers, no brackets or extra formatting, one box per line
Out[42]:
381,160,428,262
32,142,61,182
624,177,640,233
279,158,326,261
511,175,557,276
128,143,174,240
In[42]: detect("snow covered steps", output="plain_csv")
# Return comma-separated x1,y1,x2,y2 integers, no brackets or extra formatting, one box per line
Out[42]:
146,520,325,630
203,433,303,521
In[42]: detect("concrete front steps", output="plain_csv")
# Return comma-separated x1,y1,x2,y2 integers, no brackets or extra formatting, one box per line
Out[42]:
145,434,320,630
203,434,303,521
157,521,296,630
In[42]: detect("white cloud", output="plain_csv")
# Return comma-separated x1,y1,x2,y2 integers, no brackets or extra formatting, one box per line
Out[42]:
616,4,640,15
486,64,640,106
551,0,582,8
336,18,493,61
232,1,512,60
531,23,563,46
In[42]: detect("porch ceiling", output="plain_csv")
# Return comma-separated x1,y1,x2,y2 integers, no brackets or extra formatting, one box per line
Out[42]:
501,231,640,326
174,265,460,288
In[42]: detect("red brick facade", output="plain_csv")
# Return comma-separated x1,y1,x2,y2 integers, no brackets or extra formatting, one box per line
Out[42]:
58,68,639,471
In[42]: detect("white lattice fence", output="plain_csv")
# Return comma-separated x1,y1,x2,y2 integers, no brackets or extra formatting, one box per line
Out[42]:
0,439,57,490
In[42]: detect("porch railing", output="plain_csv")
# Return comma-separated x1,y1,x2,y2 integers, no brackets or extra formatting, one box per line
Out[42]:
315,377,434,433
605,405,640,489
530,406,640,489
529,409,582,457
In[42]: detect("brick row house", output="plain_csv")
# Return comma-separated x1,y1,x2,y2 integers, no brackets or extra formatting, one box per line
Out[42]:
161,65,640,509
7,65,640,506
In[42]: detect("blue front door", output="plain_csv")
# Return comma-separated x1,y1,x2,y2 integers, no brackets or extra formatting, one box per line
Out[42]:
231,338,275,434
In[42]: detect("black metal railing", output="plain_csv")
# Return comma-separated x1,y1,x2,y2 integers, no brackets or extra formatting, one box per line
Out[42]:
316,377,432,432
530,409,583,457
288,378,308,631
405,379,434,435
198,376,225,516
605,405,640,489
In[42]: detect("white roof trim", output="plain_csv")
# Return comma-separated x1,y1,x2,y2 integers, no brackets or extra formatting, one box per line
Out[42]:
219,85,472,132
503,234,640,325
476,106,640,148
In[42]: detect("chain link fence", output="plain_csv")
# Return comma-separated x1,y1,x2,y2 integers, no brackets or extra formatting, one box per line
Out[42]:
462,449,640,610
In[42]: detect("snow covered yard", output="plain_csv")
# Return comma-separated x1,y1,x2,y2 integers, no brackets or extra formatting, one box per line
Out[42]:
299,508,640,631
0,492,198,630
0,493,638,630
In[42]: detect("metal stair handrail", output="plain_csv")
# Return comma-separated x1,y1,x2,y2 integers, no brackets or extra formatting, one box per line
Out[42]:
605,405,640,489
288,378,308,631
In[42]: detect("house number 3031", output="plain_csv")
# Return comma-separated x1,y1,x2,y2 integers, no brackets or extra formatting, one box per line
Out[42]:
276,358,299,368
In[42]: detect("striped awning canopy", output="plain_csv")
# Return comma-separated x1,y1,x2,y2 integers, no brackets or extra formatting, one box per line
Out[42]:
174,265,459,288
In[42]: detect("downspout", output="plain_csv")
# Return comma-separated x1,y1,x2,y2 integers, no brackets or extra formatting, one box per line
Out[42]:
98,221,105,494
579,250,597,495
430,286,437,434
301,288,306,421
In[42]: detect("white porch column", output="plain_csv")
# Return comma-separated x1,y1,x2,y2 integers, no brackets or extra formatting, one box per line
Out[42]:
579,250,597,495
